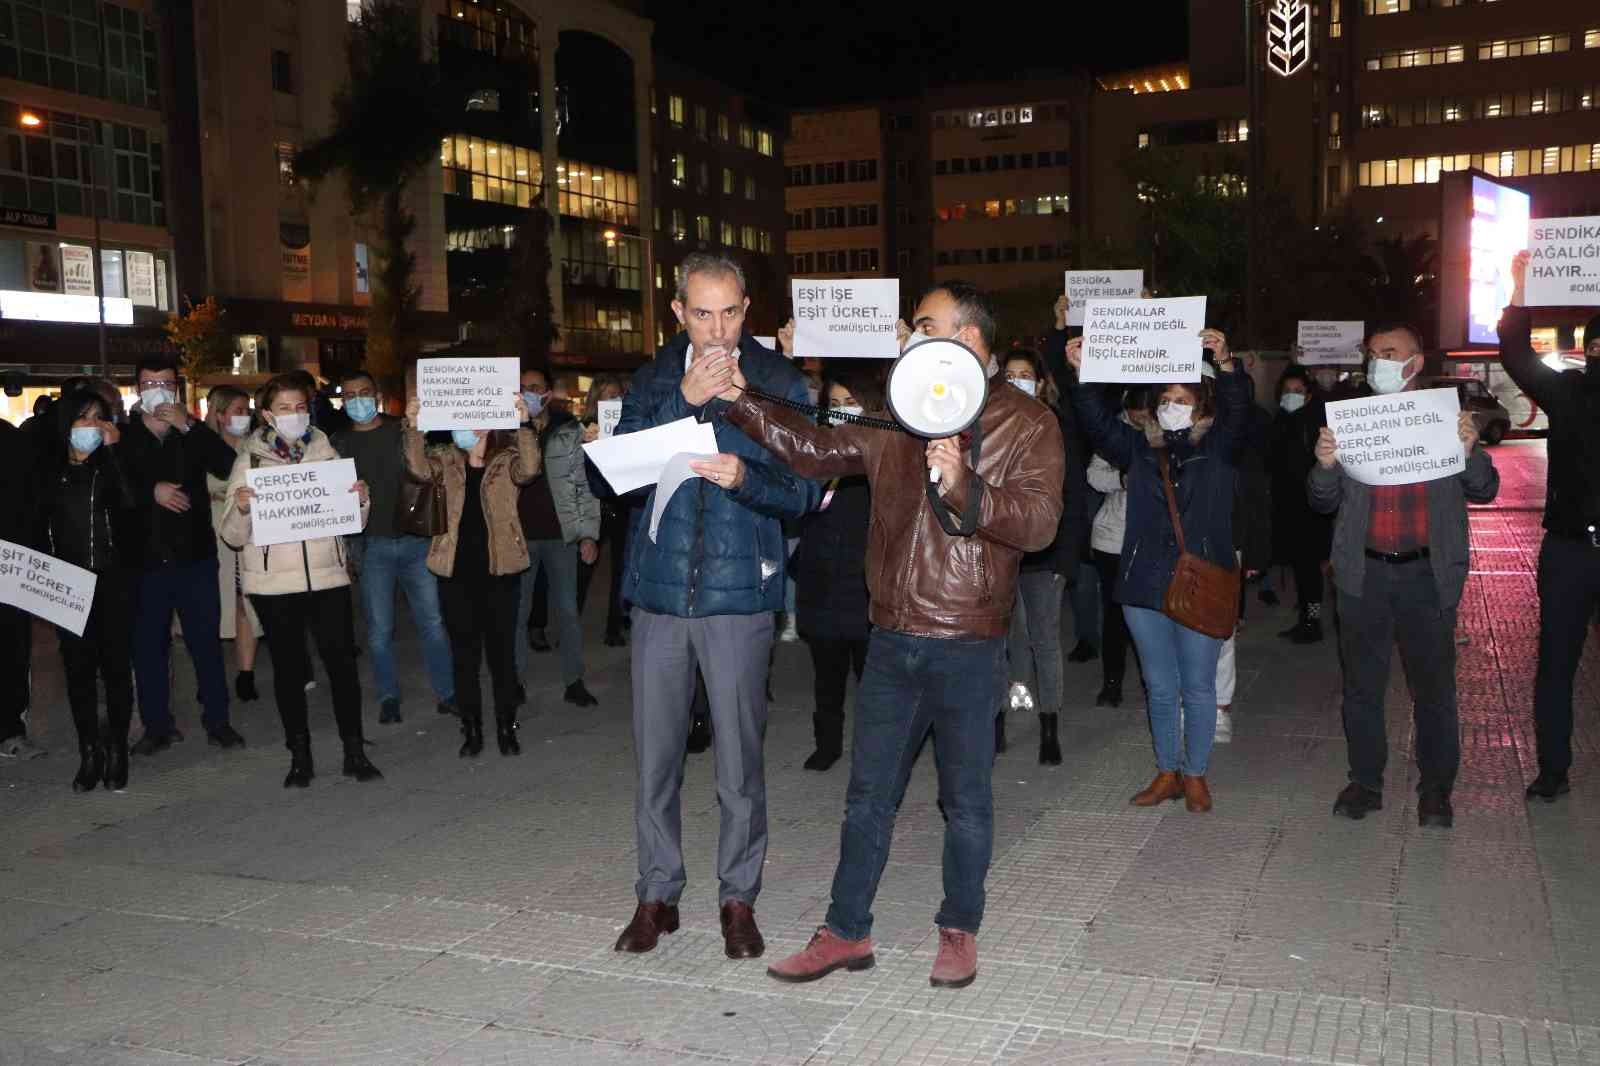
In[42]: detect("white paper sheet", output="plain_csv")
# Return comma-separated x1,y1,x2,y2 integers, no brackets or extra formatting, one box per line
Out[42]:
582,416,720,495
648,452,720,542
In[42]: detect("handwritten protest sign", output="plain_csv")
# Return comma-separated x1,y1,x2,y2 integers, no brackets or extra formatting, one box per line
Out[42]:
416,357,520,431
0,539,96,637
246,459,363,547
1526,216,1600,306
1326,387,1464,487
597,399,623,439
792,279,900,359
1064,270,1143,327
1296,321,1365,366
1079,297,1207,384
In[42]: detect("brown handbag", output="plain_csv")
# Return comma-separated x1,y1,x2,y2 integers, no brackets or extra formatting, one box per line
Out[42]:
1156,452,1240,639
395,469,446,538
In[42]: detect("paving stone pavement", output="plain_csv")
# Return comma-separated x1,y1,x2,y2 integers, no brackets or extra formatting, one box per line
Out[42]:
2,440,1598,1065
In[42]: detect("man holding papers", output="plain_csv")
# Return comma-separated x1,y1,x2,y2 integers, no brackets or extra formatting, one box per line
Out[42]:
1311,323,1499,829
610,253,822,962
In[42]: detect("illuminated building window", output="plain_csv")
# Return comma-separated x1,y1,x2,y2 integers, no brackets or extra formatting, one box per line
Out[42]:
1138,132,1150,149
744,176,756,200
555,160,638,226
670,208,685,242
442,0,536,61
757,130,774,157
441,135,541,208
561,224,641,291
670,153,685,188
1478,34,1570,61
695,214,710,241
668,95,685,126
717,114,730,141
738,124,754,149
1330,0,1342,37
758,230,772,254
740,225,756,251
1217,118,1249,143
276,142,297,186
1357,143,1600,186
721,167,733,195
1365,44,1464,70
1586,29,1600,49
720,221,734,245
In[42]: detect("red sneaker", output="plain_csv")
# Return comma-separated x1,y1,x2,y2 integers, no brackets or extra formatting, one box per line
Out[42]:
766,926,875,983
929,927,977,988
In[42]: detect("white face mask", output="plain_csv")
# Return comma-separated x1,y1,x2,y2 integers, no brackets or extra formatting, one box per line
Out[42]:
140,386,176,411
829,404,863,425
271,412,310,441
226,414,252,437
1279,392,1307,414
1157,402,1194,432
1368,357,1416,395
1008,377,1038,397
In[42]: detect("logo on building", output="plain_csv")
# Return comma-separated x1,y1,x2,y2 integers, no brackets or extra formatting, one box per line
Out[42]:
1266,0,1311,77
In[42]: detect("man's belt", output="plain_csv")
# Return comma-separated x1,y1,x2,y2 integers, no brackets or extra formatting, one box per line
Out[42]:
1364,547,1430,564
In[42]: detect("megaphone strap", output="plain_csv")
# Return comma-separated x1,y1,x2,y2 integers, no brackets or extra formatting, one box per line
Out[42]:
740,385,903,432
924,415,984,538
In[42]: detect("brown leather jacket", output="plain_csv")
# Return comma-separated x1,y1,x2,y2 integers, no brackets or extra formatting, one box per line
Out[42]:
725,383,1064,639
402,425,541,578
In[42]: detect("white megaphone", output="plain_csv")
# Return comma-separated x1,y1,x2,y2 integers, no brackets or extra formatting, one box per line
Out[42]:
886,336,990,481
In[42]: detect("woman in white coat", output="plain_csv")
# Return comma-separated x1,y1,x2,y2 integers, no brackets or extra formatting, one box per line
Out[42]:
221,374,379,788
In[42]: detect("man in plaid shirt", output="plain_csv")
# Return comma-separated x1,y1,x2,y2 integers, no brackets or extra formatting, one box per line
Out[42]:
1309,324,1500,829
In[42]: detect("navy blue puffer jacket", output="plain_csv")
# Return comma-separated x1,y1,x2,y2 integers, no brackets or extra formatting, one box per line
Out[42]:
618,333,823,618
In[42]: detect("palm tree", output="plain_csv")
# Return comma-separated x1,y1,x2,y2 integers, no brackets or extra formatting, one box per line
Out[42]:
1363,234,1440,345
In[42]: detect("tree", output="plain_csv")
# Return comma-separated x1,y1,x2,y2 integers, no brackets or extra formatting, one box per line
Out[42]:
1363,234,1440,346
494,207,559,363
164,296,233,390
986,277,1064,350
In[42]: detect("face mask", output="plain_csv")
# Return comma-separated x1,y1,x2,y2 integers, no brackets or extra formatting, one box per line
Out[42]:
521,391,546,417
1279,392,1307,414
139,386,176,411
452,429,482,450
69,426,103,455
829,405,863,425
1368,357,1415,395
226,414,252,437
1008,377,1038,397
1157,402,1194,432
345,396,378,424
272,413,310,441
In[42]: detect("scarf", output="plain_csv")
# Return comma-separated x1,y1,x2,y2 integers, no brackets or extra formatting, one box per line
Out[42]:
261,424,311,464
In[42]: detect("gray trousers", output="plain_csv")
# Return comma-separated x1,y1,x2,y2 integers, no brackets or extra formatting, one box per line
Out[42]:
632,607,773,906
515,540,583,687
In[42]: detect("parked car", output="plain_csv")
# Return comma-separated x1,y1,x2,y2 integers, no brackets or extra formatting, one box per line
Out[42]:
1422,376,1513,445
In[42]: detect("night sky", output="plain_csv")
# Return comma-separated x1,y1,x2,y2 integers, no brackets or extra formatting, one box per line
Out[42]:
647,2,1191,108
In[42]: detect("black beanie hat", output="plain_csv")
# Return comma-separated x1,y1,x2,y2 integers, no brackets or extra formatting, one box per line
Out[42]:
1585,313,1600,352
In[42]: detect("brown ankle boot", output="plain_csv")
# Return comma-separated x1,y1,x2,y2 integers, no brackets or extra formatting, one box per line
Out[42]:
1183,774,1213,812
1131,771,1183,806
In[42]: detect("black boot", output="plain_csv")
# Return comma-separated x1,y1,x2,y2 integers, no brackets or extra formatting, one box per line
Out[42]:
235,670,259,702
102,735,129,791
1095,680,1123,708
283,732,313,788
496,713,521,756
341,737,383,781
72,741,103,793
685,713,712,755
1291,603,1326,645
459,713,484,758
994,711,1008,755
803,713,842,771
1038,713,1062,766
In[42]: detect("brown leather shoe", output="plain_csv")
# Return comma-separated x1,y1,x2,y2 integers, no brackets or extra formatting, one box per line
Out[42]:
1131,771,1184,807
1183,774,1213,813
720,900,765,959
613,902,680,953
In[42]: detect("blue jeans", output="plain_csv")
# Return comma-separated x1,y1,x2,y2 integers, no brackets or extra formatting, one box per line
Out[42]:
826,629,1006,941
132,558,230,735
1070,562,1100,646
516,540,584,686
1122,605,1223,776
358,535,454,705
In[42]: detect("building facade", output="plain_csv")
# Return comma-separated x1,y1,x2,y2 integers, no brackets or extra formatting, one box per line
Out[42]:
784,107,886,294
649,57,786,348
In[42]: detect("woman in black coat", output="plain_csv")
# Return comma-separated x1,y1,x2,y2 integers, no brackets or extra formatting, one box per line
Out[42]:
33,387,140,792
793,367,880,771
1267,366,1332,643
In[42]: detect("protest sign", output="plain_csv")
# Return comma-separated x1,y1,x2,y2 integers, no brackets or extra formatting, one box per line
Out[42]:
1079,297,1207,383
792,279,900,359
1526,215,1600,306
416,357,520,431
1064,270,1143,327
246,459,363,547
0,539,96,637
597,399,623,439
1325,387,1464,487
1296,321,1365,366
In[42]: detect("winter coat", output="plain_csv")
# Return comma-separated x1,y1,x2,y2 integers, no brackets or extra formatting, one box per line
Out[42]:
1071,367,1251,613
35,445,140,573
1020,394,1086,577
1088,439,1130,555
218,429,371,596
402,424,541,579
119,410,238,568
1232,402,1273,573
618,332,822,618
793,476,871,642
1268,400,1333,564
537,410,601,544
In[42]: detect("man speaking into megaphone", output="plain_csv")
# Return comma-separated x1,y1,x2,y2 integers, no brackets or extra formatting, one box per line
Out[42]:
710,280,1065,991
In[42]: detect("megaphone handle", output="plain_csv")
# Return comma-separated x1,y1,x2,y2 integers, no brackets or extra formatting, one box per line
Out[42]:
929,465,941,485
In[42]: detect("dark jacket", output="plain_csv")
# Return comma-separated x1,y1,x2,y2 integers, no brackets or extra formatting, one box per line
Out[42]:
1498,304,1600,535
1040,326,1099,577
618,332,823,618
794,476,871,641
1072,366,1251,612
726,377,1065,640
34,446,140,573
1233,401,1273,573
118,411,237,568
0,417,32,545
1268,400,1333,563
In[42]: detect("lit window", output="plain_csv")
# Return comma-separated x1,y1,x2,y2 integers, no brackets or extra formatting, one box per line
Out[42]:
739,124,754,149
722,167,733,195
276,142,297,186
720,221,735,245
695,215,710,241
1586,29,1600,49
744,176,756,200
1137,132,1149,149
740,225,756,250
717,114,730,141
671,153,685,188
758,230,772,254
757,130,774,157
668,95,685,126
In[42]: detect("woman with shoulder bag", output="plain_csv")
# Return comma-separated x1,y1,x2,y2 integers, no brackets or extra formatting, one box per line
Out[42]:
403,393,540,757
1066,330,1250,812
220,375,378,788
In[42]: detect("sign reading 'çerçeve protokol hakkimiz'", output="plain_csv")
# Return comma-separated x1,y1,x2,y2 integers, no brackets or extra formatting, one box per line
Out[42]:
1296,320,1365,366
791,279,900,359
0,539,96,637
1078,297,1207,383
1326,388,1464,487
1525,215,1600,306
416,357,521,431
246,459,363,548
1063,270,1143,327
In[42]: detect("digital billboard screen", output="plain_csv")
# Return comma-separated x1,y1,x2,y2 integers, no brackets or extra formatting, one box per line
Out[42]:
1465,175,1530,346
